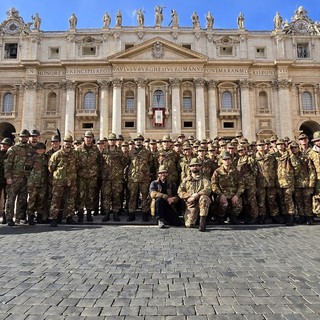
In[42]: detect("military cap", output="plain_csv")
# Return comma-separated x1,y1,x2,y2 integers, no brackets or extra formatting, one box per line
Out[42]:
182,143,192,150
144,138,150,143
174,140,181,146
265,139,271,144
290,141,299,148
73,139,81,145
219,141,227,146
156,139,161,144
208,144,217,151
157,165,168,174
96,139,104,144
240,138,248,144
250,141,257,146
207,138,213,143
178,133,185,138
51,134,60,142
118,134,124,140
298,133,308,140
189,158,202,166
162,134,172,142
84,130,94,138
0,137,12,146
150,139,157,144
197,146,206,152
35,142,46,149
231,138,238,144
193,141,200,147
270,135,278,142
227,143,235,149
221,151,232,160
19,129,30,137
200,139,208,144
108,133,117,140
284,136,290,141
236,131,243,137
256,139,265,146
276,138,285,145
187,135,195,140
133,134,144,141
129,140,135,145
30,129,40,136
121,140,129,147
237,145,245,151
312,131,320,142
63,134,74,142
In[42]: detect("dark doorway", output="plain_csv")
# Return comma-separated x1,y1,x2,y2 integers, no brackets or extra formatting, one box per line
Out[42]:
0,122,16,143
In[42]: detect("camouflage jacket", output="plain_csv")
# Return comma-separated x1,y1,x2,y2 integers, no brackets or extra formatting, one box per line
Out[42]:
237,155,258,189
179,155,195,181
27,153,48,187
128,146,151,183
157,149,179,182
178,173,211,200
276,150,294,189
309,147,320,180
4,142,34,180
255,151,278,188
290,151,316,188
196,156,216,181
77,143,102,178
211,165,244,199
48,147,78,186
102,146,125,181
0,150,7,185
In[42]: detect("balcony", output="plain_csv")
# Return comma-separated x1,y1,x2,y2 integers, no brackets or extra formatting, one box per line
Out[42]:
218,107,240,119
0,111,16,119
300,108,318,116
76,108,99,119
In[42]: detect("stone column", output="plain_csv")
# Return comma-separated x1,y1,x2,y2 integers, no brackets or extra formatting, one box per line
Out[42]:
239,80,254,141
64,80,77,136
277,79,293,138
21,80,37,130
271,81,281,135
136,79,147,134
112,79,122,136
98,80,110,139
207,80,218,138
194,78,206,140
170,78,181,135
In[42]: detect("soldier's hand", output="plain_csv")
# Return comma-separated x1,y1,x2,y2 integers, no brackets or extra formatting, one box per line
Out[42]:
219,194,227,204
6,178,13,185
231,195,239,205
167,197,174,205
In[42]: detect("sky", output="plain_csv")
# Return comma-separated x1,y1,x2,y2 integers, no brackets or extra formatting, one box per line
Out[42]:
0,0,320,31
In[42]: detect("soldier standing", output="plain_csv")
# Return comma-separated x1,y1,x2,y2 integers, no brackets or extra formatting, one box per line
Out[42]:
101,133,125,222
211,151,244,224
76,131,101,222
4,129,34,226
178,158,211,231
48,134,78,227
127,134,151,222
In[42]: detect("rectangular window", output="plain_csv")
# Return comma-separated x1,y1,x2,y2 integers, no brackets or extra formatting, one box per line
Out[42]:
125,44,134,50
4,43,18,59
125,97,135,113
297,43,310,59
255,47,266,58
183,121,193,128
182,97,192,112
82,46,96,56
124,121,135,128
82,123,94,129
223,122,234,129
49,47,60,59
220,46,233,56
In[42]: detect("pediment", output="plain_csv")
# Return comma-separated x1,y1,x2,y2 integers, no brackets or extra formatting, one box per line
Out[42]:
108,37,207,63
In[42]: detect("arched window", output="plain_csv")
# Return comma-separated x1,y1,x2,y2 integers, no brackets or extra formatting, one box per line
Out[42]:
182,90,192,112
47,92,57,112
221,91,232,110
125,90,135,113
259,91,268,113
153,90,165,108
2,93,13,113
83,91,95,110
302,92,313,111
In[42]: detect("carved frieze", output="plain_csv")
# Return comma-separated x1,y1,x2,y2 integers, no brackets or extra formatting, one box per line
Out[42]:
152,41,164,59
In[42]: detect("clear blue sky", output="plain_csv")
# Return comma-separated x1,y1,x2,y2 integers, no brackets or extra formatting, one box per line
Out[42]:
0,0,319,31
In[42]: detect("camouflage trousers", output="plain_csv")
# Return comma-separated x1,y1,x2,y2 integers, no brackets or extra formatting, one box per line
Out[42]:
101,179,123,213
27,186,47,218
294,187,313,217
243,187,258,219
184,195,211,228
77,176,98,212
5,177,28,220
49,184,76,220
216,195,243,219
279,187,295,216
256,187,279,217
128,181,150,212
313,180,320,216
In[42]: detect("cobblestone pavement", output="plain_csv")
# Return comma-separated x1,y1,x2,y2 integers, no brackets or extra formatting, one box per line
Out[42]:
1,218,320,320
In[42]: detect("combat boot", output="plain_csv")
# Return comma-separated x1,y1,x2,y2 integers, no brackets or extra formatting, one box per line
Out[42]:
306,216,314,225
7,219,15,227
199,216,206,232
50,219,57,227
28,215,35,225
297,216,306,224
102,212,110,222
127,212,136,222
113,210,120,222
142,212,149,222
77,211,84,223
66,217,77,225
86,211,93,222
1,213,7,225
285,215,294,226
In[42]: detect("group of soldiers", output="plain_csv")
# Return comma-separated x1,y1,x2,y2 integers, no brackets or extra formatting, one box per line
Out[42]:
1,128,320,231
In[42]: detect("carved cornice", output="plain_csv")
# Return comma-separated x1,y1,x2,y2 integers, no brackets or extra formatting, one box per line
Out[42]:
169,78,181,88
194,78,206,88
23,80,37,90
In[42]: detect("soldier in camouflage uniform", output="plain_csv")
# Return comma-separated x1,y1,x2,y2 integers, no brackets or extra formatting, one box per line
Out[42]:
308,131,320,216
127,134,152,222
211,151,244,224
4,129,34,226
26,142,48,225
275,139,295,226
298,133,311,155
255,139,280,224
76,131,101,222
48,134,78,227
237,144,259,224
28,129,40,149
120,140,131,214
196,146,214,180
290,141,316,224
179,143,194,182
0,138,12,224
178,158,211,231
101,133,125,222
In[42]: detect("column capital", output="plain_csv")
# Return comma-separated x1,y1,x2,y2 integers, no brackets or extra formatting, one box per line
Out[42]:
135,78,147,88
112,78,123,88
22,80,37,90
277,79,292,90
207,80,218,89
239,79,250,89
194,78,206,88
169,78,181,88
98,80,111,89
62,80,77,91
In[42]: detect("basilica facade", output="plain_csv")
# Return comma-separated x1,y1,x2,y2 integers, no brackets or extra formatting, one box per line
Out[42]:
0,6,320,142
